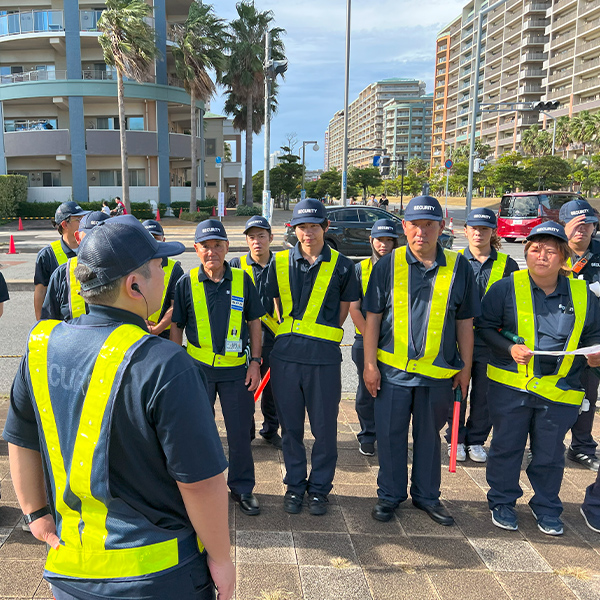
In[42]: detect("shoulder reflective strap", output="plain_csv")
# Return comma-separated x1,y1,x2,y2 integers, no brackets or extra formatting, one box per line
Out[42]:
147,259,175,325
240,255,254,283
51,240,68,266
360,259,372,296
275,250,293,319
67,258,86,319
241,256,279,334
513,270,535,378
485,252,509,293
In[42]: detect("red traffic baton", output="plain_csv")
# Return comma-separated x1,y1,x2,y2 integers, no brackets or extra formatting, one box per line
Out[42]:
254,368,271,402
449,387,463,473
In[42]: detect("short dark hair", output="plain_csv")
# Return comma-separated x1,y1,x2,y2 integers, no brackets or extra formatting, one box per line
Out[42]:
294,219,329,232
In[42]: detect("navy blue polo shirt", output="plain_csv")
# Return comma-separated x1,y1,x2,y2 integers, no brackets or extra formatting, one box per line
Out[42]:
3,305,227,599
479,273,600,389
363,244,480,387
572,237,600,284
0,271,8,303
230,251,276,347
265,242,359,365
172,261,265,382
156,258,184,340
34,238,77,286
41,262,71,320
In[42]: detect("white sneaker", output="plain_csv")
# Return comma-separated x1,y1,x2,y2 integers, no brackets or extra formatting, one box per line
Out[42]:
467,444,487,463
448,442,467,462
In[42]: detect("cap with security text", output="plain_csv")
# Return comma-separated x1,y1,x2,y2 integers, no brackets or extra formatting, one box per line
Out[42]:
77,215,185,291
403,196,444,222
243,215,271,234
195,219,228,243
559,199,598,225
142,219,164,237
526,220,568,242
371,219,399,239
79,211,110,232
54,201,90,225
290,198,327,226
466,207,497,228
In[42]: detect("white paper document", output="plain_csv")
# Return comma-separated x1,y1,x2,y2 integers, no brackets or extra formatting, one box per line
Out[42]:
530,344,600,357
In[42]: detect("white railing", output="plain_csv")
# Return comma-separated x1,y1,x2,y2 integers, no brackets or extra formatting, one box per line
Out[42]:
1,70,66,84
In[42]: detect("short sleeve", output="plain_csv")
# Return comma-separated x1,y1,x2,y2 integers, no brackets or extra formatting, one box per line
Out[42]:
41,267,65,320
338,256,360,303
504,257,520,277
229,257,241,269
479,278,512,331
455,255,481,320
34,248,53,286
0,271,8,303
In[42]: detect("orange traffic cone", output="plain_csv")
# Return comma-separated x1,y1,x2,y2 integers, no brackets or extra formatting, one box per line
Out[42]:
18,217,24,231
449,217,454,233
7,234,17,254
156,208,161,221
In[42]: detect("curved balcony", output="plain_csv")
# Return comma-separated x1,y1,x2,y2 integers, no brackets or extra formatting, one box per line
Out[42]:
0,10,64,40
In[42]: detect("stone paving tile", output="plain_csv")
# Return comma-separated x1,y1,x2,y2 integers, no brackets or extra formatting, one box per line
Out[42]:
0,560,46,598
529,536,600,572
351,534,423,569
468,538,552,572
235,531,296,564
363,566,438,600
428,569,510,600
33,579,53,599
0,504,23,528
335,449,371,467
299,566,371,600
398,505,465,538
254,459,285,482
289,504,348,533
338,497,406,536
332,465,376,486
410,536,487,570
495,572,579,600
253,480,286,496
559,573,600,600
333,483,379,498
236,564,302,600
450,502,525,540
0,529,47,560
0,526,12,548
234,505,291,532
293,532,358,567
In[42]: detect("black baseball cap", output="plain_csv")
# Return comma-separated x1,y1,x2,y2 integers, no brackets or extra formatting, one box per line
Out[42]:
79,211,110,232
526,221,568,242
243,216,271,234
403,196,444,222
466,208,497,228
77,215,185,291
54,201,90,225
195,219,228,243
371,219,399,239
559,199,598,225
142,219,164,237
290,199,327,226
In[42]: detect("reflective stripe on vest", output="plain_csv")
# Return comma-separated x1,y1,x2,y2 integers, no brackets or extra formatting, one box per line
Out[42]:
459,249,509,293
355,258,373,335
187,267,246,367
27,321,187,579
50,240,68,266
377,246,461,379
487,270,588,405
147,259,176,329
67,258,86,319
275,249,344,343
240,255,279,335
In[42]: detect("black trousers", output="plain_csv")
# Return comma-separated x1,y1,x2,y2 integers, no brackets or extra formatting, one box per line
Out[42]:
570,367,599,455
259,343,280,438
351,342,376,444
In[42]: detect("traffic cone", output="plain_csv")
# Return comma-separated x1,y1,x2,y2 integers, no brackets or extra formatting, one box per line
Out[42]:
211,206,215,217
18,217,24,231
7,234,17,254
156,208,161,221
449,217,454,233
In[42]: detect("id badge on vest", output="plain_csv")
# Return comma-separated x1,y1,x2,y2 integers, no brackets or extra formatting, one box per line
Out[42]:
226,330,243,353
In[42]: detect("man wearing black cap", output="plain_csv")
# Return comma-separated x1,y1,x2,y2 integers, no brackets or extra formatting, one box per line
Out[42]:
4,215,234,599
33,201,90,320
265,199,359,515
363,196,479,526
560,199,600,471
41,211,110,321
230,216,282,450
142,219,184,339
171,219,266,517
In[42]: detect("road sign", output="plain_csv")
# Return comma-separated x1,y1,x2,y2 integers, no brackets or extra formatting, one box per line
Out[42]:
373,155,381,167
216,156,222,165
445,159,453,169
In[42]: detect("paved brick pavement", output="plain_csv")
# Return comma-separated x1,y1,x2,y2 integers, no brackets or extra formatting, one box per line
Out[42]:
2,396,600,599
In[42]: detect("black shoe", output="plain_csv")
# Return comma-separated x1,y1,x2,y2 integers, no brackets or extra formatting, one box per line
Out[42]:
261,432,283,450
371,499,398,522
567,447,600,472
359,442,375,456
231,492,260,516
308,493,329,516
412,500,454,526
283,491,304,514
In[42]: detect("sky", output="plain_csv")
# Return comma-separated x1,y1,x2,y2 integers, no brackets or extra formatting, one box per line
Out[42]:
208,0,468,173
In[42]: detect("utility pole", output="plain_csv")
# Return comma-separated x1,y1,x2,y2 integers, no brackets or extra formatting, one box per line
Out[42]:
340,0,351,206
263,30,271,223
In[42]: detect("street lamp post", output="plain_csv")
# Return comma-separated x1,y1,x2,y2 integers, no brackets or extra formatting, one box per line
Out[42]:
301,141,319,200
340,0,351,207
263,31,271,222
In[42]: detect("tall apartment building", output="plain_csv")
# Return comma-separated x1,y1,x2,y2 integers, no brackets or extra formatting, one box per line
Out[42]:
326,78,432,172
0,1,241,205
432,0,600,169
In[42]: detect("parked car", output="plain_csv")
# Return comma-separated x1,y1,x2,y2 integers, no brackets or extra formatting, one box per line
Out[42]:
497,191,594,242
283,206,454,257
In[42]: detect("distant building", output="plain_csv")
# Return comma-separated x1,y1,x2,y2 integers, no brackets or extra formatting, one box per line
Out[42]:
270,149,284,167
304,169,323,182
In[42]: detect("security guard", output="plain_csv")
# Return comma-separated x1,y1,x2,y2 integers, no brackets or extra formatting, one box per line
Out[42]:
363,196,479,526
171,219,265,516
265,199,359,516
34,201,90,320
445,208,519,463
41,211,110,321
0,270,9,318
559,199,600,471
3,215,234,600
479,221,600,535
349,218,400,457
142,219,184,339
229,216,282,450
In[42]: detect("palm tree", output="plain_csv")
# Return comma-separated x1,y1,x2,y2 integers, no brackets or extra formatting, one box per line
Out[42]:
554,116,572,157
98,0,157,213
535,128,552,157
171,1,228,213
222,1,285,206
570,110,597,156
521,125,540,157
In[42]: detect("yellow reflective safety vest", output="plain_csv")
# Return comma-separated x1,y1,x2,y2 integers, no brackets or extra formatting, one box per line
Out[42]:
27,320,200,579
459,250,509,294
186,266,247,367
147,258,176,329
355,258,373,335
240,254,279,335
50,239,68,266
275,248,344,343
377,246,462,380
487,270,588,405
67,257,86,319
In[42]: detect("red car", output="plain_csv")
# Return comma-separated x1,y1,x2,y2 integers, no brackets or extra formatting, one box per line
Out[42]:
497,191,589,243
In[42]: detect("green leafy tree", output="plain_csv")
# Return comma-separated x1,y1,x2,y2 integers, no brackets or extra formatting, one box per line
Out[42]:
315,169,342,200
452,141,492,162
348,167,381,201
570,110,598,155
490,151,525,193
98,0,158,213
555,116,572,157
270,146,302,209
523,155,571,190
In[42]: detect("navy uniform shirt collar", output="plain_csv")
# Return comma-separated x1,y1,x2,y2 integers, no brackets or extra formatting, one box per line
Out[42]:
581,237,600,258
198,261,233,282
292,241,331,265
463,246,498,262
529,272,569,298
84,304,149,330
246,250,273,268
61,237,77,255
405,242,446,268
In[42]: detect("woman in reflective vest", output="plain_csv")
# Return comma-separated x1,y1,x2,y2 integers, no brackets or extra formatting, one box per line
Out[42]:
445,208,519,464
478,221,600,536
349,218,400,458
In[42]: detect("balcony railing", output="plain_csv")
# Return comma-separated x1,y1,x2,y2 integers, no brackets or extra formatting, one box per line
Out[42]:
1,69,66,84
0,10,64,39
581,17,600,32
574,79,600,92
549,68,573,82
581,0,600,14
550,48,575,64
79,10,104,31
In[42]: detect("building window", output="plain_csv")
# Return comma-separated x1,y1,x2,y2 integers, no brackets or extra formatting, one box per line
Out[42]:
205,138,216,156
4,118,58,132
42,172,61,187
97,117,120,130
97,169,146,186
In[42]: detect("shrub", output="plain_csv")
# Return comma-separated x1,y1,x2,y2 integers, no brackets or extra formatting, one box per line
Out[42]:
0,175,28,216
18,201,62,218
236,205,262,216
179,210,212,222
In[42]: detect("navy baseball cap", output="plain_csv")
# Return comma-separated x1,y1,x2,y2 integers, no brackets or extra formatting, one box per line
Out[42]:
54,201,90,225
466,207,497,228
243,216,271,234
142,219,164,237
403,196,444,222
77,215,185,291
526,221,568,242
371,219,399,239
290,199,327,226
195,219,228,243
559,199,598,224
79,211,110,232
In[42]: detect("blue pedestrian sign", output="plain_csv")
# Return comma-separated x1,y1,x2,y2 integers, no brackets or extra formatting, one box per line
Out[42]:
445,159,453,169
373,155,381,167
216,156,222,164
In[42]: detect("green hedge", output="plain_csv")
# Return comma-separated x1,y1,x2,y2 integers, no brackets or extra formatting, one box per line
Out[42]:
16,201,157,219
179,210,212,222
236,205,262,216
0,175,28,216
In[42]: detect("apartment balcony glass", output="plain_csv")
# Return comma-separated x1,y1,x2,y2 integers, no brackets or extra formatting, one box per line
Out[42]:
80,10,104,31
0,10,64,38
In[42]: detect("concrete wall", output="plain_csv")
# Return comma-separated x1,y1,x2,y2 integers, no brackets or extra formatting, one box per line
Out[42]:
27,187,72,203
4,130,70,156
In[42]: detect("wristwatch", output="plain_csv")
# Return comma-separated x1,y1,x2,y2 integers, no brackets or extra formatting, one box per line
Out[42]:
250,357,263,365
23,505,51,525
